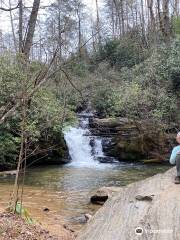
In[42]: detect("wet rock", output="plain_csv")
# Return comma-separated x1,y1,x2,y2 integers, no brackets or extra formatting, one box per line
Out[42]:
91,196,108,205
97,157,118,163
89,138,95,148
135,195,154,201
84,214,92,222
28,136,70,166
90,117,174,162
77,167,179,240
90,187,121,205
0,170,17,177
43,208,50,212
90,117,131,128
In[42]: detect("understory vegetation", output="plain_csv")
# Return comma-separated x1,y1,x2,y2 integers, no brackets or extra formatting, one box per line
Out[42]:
90,38,180,124
0,0,179,172
0,55,76,170
0,35,180,170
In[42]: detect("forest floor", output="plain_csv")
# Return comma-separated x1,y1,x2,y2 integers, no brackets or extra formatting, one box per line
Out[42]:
0,211,75,240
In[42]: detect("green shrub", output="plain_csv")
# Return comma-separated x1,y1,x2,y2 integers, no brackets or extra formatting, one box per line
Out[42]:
92,39,180,125
0,132,20,170
0,55,77,169
96,38,147,69
172,17,180,35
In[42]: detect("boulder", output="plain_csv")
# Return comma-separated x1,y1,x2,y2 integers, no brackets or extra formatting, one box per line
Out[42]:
90,118,132,128
77,167,179,240
90,187,122,205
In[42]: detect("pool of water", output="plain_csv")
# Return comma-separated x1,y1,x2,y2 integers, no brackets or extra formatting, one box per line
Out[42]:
0,162,170,231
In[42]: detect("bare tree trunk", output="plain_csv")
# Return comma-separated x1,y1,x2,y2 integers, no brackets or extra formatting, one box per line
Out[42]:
95,0,102,46
130,4,136,28
76,4,83,58
58,0,62,62
12,98,26,213
39,30,42,61
92,29,96,52
9,0,17,52
23,0,40,59
147,0,155,30
113,0,122,36
19,0,23,53
162,0,171,41
140,0,148,46
125,0,129,31
147,0,157,43
119,0,125,35
173,0,179,16
135,0,138,27
111,1,115,38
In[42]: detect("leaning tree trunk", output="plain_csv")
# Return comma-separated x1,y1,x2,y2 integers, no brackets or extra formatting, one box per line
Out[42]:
23,0,40,59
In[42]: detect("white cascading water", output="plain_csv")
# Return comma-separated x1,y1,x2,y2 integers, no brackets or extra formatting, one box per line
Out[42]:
64,113,104,167
94,138,104,158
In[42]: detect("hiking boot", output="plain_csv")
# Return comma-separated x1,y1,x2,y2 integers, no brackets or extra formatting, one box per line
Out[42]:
174,176,180,184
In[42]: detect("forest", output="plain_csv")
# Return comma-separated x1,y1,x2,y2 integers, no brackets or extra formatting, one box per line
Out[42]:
0,0,179,169
0,0,180,239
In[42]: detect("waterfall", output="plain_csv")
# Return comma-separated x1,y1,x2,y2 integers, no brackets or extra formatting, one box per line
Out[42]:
94,138,104,158
64,113,105,167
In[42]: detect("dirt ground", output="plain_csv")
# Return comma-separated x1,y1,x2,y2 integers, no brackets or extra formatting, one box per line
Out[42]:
0,212,75,240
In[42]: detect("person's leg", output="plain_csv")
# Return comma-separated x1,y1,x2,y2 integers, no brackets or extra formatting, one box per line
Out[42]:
175,154,180,184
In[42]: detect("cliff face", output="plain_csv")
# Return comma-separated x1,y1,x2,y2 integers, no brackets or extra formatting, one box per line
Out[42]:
90,117,175,162
77,167,180,240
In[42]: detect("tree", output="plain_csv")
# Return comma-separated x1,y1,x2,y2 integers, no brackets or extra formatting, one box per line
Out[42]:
162,0,171,41
95,0,102,46
23,0,41,59
19,0,23,52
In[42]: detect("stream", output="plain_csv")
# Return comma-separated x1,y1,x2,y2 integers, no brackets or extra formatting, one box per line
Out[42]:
0,112,170,231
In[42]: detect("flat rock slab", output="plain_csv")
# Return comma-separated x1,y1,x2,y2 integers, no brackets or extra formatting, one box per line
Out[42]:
77,167,179,240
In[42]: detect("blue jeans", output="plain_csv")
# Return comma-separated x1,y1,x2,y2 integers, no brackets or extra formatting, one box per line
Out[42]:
175,154,180,177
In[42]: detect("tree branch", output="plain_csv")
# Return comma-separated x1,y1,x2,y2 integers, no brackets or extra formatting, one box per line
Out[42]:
0,2,19,11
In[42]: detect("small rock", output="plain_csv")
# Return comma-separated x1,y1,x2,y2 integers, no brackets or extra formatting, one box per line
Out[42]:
135,195,154,201
84,214,92,222
43,208,50,212
63,224,75,232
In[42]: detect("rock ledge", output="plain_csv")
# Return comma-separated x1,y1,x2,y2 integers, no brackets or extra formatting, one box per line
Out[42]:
77,167,179,240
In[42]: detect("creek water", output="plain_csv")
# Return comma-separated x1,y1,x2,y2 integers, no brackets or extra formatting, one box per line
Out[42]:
0,113,170,231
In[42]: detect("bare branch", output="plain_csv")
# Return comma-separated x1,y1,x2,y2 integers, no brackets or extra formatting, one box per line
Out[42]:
0,2,19,11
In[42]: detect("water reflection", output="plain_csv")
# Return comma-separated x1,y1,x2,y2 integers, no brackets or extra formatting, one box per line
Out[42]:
0,163,170,230
24,163,170,190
